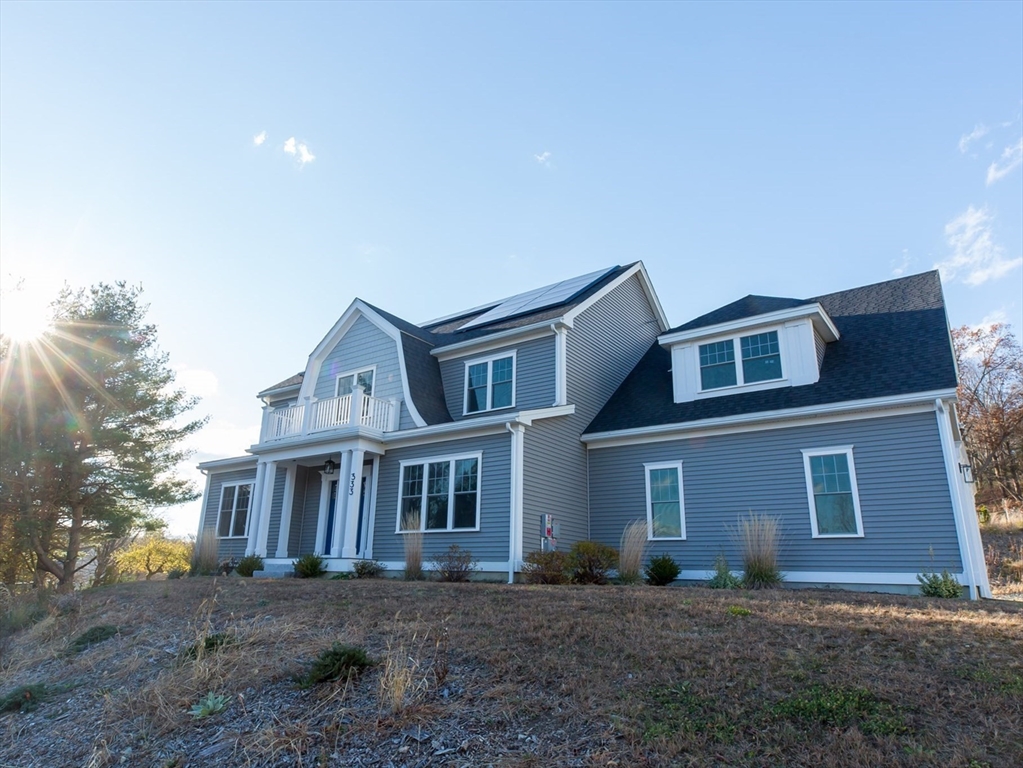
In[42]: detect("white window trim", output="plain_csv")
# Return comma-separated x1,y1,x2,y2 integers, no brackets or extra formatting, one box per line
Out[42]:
696,327,787,394
216,481,254,539
801,446,865,539
395,451,483,533
462,351,516,415
644,460,686,541
335,365,377,397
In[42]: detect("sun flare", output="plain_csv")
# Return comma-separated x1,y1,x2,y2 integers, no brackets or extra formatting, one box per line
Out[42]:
0,286,52,343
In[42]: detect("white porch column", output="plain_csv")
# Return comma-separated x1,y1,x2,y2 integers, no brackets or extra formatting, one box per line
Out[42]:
245,461,268,556
330,451,352,558
254,460,278,557
350,386,364,427
342,448,366,559
506,423,525,583
275,464,298,558
313,471,333,555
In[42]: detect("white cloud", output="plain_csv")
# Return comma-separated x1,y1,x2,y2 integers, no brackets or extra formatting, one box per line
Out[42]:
935,205,1023,286
253,130,267,146
891,249,913,277
958,124,988,153
971,308,1008,332
986,137,1023,185
534,151,551,166
173,366,219,398
297,143,315,164
283,137,297,155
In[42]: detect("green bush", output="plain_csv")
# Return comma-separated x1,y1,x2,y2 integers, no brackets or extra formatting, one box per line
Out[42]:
0,684,49,713
522,550,569,584
432,545,478,582
302,643,373,686
645,553,680,586
235,554,264,578
167,567,187,580
568,541,619,585
352,559,387,579
917,570,963,598
293,553,326,579
70,625,119,653
706,554,741,589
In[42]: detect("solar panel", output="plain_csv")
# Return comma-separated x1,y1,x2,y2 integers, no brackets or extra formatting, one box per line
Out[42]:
459,266,617,330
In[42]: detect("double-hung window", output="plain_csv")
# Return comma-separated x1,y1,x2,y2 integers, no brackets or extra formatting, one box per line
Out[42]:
216,483,253,538
801,447,864,537
644,461,686,540
699,330,783,391
464,353,514,413
398,454,481,532
336,367,375,397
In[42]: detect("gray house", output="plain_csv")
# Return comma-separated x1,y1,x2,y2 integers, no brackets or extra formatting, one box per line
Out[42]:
196,264,990,598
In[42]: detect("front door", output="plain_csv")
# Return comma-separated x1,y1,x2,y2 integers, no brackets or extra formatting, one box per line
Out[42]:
323,480,338,555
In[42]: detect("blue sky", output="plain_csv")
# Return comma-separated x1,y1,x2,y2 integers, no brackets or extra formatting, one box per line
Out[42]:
1,2,1021,535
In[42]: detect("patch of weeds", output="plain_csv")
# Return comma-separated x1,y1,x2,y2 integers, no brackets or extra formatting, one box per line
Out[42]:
726,605,752,617
1,684,49,713
329,572,354,581
189,691,230,718
959,665,1023,695
641,683,736,744
301,643,373,687
917,569,962,598
707,554,742,589
181,632,234,660
771,684,908,736
70,625,119,653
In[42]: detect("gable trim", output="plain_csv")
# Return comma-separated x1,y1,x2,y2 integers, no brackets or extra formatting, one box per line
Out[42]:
299,300,427,428
659,302,840,347
564,261,670,331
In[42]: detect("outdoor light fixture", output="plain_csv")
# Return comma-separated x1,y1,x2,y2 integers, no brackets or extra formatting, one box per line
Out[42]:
323,458,336,475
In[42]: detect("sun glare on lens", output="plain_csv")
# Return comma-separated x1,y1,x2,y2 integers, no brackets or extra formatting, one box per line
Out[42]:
0,288,51,343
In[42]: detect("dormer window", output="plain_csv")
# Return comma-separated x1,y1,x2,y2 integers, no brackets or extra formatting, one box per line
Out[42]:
464,352,516,414
698,330,783,391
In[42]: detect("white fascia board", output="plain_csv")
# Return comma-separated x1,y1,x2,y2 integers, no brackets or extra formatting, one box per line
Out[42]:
658,303,839,347
582,389,958,447
256,382,303,400
297,299,427,427
197,455,260,472
431,321,562,360
249,434,385,463
563,262,671,332
382,404,574,449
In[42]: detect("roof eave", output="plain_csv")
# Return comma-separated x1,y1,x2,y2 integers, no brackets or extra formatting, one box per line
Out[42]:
658,302,839,347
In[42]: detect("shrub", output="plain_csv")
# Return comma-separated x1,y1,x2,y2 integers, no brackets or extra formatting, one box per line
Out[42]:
0,588,50,635
522,550,569,584
734,512,783,589
218,558,239,576
167,567,187,579
189,692,230,719
293,553,326,579
401,514,424,581
235,554,264,578
189,529,219,576
0,684,48,713
706,554,742,589
568,540,619,585
182,632,234,661
432,545,478,582
917,569,963,598
117,534,192,580
352,559,387,579
70,625,118,653
302,643,373,686
645,553,680,586
618,520,648,584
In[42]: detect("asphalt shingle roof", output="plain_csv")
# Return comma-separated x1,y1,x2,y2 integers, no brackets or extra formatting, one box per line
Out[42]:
584,271,957,435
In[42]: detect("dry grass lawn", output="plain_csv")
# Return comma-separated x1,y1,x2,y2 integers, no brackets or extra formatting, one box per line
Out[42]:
1,578,1021,767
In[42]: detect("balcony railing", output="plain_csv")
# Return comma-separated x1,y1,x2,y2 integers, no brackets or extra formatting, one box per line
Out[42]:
262,389,399,442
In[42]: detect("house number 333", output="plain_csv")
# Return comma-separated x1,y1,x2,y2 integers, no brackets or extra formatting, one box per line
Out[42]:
349,473,356,496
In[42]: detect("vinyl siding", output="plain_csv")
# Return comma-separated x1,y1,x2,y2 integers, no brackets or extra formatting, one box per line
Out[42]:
286,466,311,557
814,331,827,369
265,466,287,555
588,411,962,574
200,468,258,561
440,336,555,420
295,468,323,556
372,433,511,563
313,314,415,430
523,274,662,553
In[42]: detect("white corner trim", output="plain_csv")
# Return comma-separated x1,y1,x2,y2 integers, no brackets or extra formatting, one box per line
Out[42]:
563,262,670,332
582,389,959,448
197,455,260,472
659,302,839,347
506,423,525,584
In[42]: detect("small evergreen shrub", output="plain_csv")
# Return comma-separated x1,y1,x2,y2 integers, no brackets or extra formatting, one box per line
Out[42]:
189,692,230,718
432,545,478,582
0,684,48,713
352,559,387,579
522,550,569,584
167,567,187,580
302,643,374,686
706,554,742,589
70,625,119,653
293,553,326,579
645,553,680,586
568,541,619,585
917,570,963,598
235,554,263,577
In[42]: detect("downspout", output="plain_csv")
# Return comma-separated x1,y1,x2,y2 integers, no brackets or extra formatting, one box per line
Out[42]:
506,421,526,584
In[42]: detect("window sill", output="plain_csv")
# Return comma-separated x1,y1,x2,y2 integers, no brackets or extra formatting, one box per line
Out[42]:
398,528,481,534
463,404,516,416
217,536,249,540
810,533,865,539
